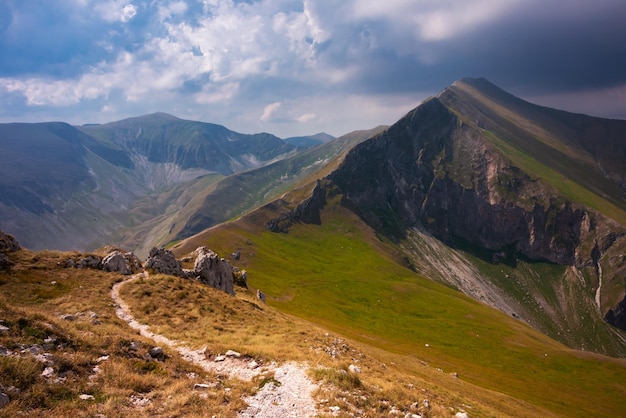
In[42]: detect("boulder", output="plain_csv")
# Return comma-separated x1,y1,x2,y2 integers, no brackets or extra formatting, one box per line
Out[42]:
233,268,248,288
193,247,234,295
145,247,183,277
0,231,20,253
77,255,101,269
0,253,12,272
101,251,141,275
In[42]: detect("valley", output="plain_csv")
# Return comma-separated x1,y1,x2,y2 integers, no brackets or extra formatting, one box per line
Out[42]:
1,78,626,416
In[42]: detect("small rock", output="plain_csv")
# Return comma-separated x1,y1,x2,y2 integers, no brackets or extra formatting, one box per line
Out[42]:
0,393,9,409
60,314,75,321
348,364,361,374
455,413,469,418
149,346,164,358
79,394,95,401
404,414,422,418
193,383,212,391
423,399,430,409
225,349,241,358
129,341,140,351
0,346,8,356
96,355,110,362
0,325,9,334
248,360,259,369
451,372,459,378
256,289,266,303
41,367,55,377
50,281,57,285
329,406,340,413
27,345,43,355
35,353,54,365
214,355,226,362
4,387,19,398
424,343,430,348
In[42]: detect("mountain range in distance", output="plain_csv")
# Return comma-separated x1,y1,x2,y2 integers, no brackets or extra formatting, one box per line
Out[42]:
1,77,626,416
1,77,626,357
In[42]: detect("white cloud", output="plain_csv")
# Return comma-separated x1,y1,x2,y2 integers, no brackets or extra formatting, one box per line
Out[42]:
195,82,240,104
296,113,316,123
260,102,281,121
94,1,137,23
120,4,137,22
351,0,520,41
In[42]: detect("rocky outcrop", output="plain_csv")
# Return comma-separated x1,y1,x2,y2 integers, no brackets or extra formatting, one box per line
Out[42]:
328,96,622,267
192,247,235,295
0,230,20,253
144,246,238,295
145,247,184,277
101,251,141,275
605,295,626,330
63,255,102,269
266,179,330,233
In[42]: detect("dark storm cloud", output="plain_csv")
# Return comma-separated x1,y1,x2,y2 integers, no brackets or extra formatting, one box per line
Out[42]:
1,0,625,136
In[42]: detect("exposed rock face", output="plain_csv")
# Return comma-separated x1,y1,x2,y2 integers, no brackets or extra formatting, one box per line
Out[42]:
266,180,327,233
102,251,141,275
0,230,20,253
145,247,184,277
605,295,626,330
193,247,234,295
329,96,619,267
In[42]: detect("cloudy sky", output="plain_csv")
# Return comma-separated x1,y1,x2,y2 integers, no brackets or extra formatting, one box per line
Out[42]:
1,0,625,137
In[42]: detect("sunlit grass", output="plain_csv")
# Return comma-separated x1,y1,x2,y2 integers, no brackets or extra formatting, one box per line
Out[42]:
175,200,626,417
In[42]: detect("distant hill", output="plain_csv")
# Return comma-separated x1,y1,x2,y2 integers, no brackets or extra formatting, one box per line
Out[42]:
284,132,335,148
0,113,299,250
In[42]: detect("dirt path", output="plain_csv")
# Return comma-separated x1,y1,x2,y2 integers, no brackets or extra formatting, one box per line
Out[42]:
111,272,318,417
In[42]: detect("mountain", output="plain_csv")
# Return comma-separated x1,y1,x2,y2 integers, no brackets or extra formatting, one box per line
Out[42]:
284,132,335,148
323,78,626,355
174,78,626,358
125,126,384,256
0,113,299,251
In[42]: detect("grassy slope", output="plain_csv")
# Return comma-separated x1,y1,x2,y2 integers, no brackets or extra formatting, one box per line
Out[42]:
173,194,626,417
446,81,626,225
0,250,258,417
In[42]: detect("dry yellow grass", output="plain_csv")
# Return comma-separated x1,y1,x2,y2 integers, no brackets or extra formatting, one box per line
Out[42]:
0,248,579,417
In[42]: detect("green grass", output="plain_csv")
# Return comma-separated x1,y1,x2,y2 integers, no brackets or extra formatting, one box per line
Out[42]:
184,202,626,417
483,131,626,225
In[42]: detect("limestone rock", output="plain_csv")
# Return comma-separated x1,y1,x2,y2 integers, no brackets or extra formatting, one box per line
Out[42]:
145,247,183,277
78,255,101,269
233,268,248,288
0,230,20,253
193,247,234,295
149,346,165,360
102,251,140,275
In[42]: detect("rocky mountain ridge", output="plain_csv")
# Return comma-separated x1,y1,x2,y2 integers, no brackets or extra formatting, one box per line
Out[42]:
264,78,626,355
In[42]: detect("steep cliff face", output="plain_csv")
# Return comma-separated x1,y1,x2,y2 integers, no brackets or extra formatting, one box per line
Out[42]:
325,79,626,355
329,95,620,268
